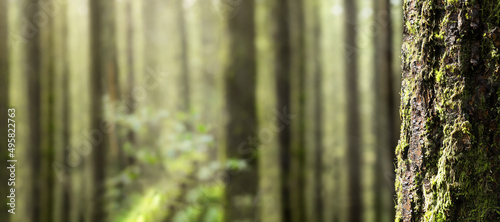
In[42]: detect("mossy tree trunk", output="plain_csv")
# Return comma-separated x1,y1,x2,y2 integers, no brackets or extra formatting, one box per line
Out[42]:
372,0,396,221
223,0,259,221
89,0,116,221
344,0,363,221
0,0,9,220
396,0,500,221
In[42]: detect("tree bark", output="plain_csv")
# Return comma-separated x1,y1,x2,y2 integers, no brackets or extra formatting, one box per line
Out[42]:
396,0,500,221
89,0,116,221
344,0,363,221
223,0,259,221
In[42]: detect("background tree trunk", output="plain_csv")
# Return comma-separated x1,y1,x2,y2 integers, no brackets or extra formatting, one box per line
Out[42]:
312,38,325,222
311,0,324,219
0,0,10,220
373,0,396,221
125,0,135,168
143,0,162,108
344,0,363,221
223,0,258,221
55,2,71,221
24,0,42,221
176,0,191,115
89,0,116,221
60,21,71,222
272,0,292,221
199,0,221,161
396,0,500,221
40,2,57,220
289,0,307,220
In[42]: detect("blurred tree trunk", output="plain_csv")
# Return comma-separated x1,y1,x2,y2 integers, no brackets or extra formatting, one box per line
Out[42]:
24,0,43,221
199,0,219,161
59,4,71,219
51,1,70,220
311,0,324,220
142,0,159,69
372,0,396,221
223,0,258,221
289,0,307,221
273,0,308,220
143,0,162,106
107,0,128,209
125,1,135,166
396,1,500,221
106,22,122,171
343,0,363,221
0,0,9,220
40,1,57,221
272,0,292,221
176,0,191,115
89,0,116,221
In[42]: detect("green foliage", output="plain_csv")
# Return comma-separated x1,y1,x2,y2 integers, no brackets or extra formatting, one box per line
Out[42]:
174,185,225,222
104,102,229,222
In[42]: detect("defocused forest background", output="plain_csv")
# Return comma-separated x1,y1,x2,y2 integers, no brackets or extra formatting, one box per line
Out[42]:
0,0,404,221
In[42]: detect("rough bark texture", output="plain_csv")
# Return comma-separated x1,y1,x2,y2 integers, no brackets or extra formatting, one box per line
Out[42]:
373,0,396,221
89,0,115,221
0,0,9,220
396,0,500,221
344,0,363,221
223,0,259,221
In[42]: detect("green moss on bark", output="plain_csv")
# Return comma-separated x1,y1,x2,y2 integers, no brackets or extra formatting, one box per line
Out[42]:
396,0,500,221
